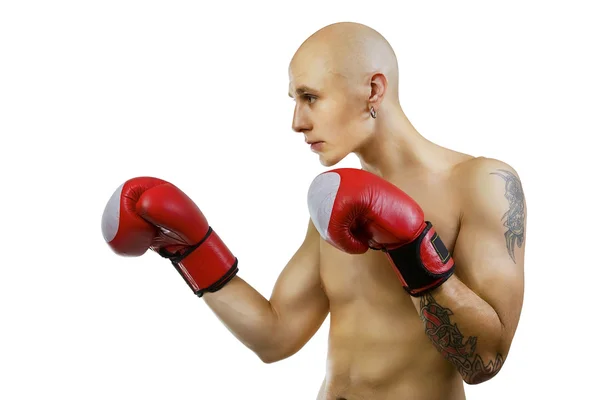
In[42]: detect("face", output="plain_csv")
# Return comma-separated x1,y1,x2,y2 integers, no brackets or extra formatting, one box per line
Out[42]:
288,52,373,166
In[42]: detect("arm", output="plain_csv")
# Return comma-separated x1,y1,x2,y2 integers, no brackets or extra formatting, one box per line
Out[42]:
305,165,525,383
409,159,526,384
202,219,329,363
101,177,327,363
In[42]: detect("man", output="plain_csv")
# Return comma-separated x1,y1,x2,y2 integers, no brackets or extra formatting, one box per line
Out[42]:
101,22,526,399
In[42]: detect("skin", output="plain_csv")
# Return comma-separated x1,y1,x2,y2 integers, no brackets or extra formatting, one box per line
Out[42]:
203,22,526,399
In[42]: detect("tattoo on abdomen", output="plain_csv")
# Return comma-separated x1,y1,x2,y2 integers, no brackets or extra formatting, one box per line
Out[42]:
491,169,525,263
419,294,503,384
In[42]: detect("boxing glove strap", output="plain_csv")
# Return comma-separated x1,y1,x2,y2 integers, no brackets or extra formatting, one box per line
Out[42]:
157,227,214,263
158,227,239,297
172,258,239,297
198,259,238,296
384,222,455,297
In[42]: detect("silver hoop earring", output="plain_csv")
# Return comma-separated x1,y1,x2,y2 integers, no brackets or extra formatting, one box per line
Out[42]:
370,107,377,118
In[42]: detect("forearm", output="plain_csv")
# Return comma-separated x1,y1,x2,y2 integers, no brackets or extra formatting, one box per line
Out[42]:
410,275,505,384
202,276,283,362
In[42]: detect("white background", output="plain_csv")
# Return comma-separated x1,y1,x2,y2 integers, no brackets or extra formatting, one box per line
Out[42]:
1,1,598,399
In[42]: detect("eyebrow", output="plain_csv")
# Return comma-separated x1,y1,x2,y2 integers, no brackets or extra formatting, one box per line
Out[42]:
288,85,319,98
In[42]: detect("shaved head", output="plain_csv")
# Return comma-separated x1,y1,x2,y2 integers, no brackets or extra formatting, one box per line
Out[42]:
288,22,401,167
290,22,399,100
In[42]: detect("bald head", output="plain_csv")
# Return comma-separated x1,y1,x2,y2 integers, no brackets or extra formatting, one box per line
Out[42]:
290,22,399,100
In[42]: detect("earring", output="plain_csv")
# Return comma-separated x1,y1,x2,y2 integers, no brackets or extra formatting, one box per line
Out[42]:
370,106,377,118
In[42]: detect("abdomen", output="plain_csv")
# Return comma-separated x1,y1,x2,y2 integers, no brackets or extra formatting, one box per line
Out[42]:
320,247,462,398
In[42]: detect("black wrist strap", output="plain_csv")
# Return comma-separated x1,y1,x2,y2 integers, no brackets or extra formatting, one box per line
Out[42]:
384,222,454,296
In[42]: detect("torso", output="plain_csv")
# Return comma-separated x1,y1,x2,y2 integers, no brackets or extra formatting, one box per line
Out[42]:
317,153,474,400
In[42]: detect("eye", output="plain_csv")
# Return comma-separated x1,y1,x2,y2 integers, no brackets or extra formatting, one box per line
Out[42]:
304,94,317,104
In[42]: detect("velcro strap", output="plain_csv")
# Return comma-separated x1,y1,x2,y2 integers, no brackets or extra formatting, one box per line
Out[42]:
385,222,454,296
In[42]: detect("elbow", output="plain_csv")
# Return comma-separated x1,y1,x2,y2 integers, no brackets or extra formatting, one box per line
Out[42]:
252,318,305,364
257,351,292,364
257,351,283,364
462,351,506,385
463,372,498,386
255,345,297,364
251,345,281,364
463,327,510,385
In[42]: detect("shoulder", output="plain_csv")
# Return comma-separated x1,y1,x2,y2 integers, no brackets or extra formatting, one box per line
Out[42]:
454,156,522,182
453,156,526,222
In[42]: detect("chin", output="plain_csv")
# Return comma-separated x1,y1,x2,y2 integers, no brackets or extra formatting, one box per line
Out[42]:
319,158,337,167
318,150,348,167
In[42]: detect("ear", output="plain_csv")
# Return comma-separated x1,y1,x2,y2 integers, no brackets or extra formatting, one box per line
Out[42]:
368,73,387,111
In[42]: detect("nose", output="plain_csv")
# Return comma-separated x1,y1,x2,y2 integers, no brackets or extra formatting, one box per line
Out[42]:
292,104,311,133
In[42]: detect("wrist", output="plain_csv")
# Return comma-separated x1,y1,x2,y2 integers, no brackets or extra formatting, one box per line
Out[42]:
385,222,455,296
159,227,239,296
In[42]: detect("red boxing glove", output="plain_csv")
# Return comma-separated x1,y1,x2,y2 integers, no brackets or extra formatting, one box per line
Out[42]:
307,168,454,296
101,177,238,297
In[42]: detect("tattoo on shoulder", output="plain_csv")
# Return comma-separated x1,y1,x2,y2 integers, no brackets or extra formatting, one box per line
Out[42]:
420,293,504,384
490,169,525,263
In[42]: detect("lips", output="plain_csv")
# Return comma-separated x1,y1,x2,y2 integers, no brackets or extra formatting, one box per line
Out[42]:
309,141,324,152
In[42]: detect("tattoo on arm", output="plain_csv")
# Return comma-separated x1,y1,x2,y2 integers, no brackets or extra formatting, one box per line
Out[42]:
419,293,503,384
490,169,525,263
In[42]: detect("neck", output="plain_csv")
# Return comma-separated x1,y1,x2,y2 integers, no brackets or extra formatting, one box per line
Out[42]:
355,103,441,178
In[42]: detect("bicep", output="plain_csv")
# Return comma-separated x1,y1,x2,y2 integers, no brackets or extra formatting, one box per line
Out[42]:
268,219,329,353
453,162,526,346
